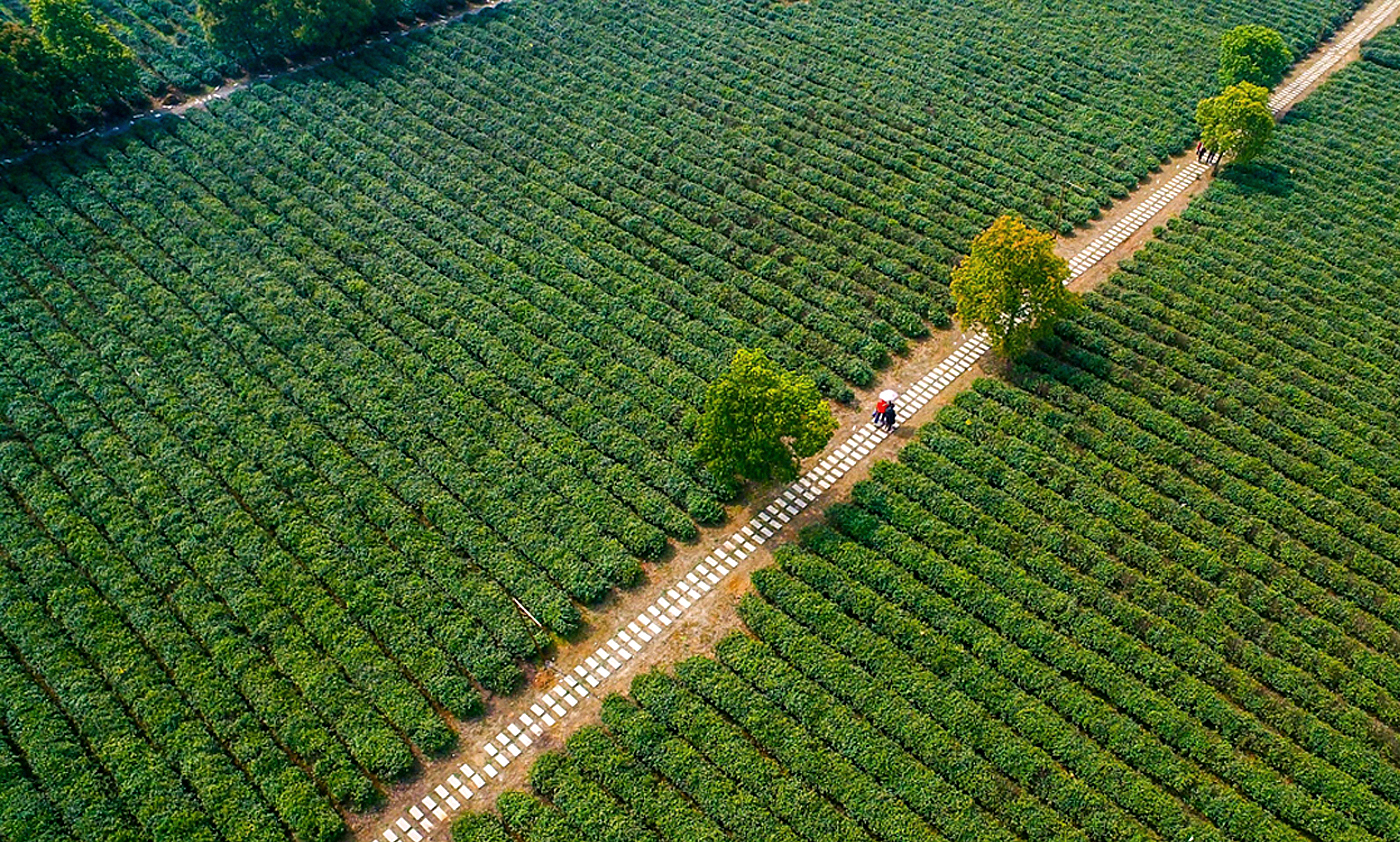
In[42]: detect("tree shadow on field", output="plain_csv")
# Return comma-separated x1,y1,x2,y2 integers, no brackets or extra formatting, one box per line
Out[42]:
1221,161,1296,198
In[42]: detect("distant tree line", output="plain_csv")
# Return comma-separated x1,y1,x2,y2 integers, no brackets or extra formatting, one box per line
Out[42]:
0,0,138,150
197,0,455,64
0,0,460,152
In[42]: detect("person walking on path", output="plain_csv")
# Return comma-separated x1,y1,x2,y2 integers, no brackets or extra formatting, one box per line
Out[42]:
881,401,897,431
872,399,890,431
1196,141,1205,161
875,389,899,432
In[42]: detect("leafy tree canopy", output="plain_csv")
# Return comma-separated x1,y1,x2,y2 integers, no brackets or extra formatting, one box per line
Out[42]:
1197,81,1275,166
31,0,137,100
198,0,390,63
196,0,277,60
0,0,137,149
694,348,837,485
949,215,1079,358
0,22,63,146
1219,24,1292,89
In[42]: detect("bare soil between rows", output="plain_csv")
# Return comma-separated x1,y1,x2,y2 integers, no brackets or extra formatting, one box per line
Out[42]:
363,149,1210,841
351,0,1400,836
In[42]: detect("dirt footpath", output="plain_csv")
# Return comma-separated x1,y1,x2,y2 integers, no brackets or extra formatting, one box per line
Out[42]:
354,323,974,836
356,0,1400,833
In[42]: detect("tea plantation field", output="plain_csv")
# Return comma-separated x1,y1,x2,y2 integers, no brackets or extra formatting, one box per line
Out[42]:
0,0,1368,99
0,0,1383,840
454,38,1400,842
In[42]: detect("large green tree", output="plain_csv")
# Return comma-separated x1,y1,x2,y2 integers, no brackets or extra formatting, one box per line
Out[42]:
0,22,65,146
694,348,837,484
291,0,382,52
1197,81,1275,168
1219,24,1292,89
1,0,138,149
197,0,279,61
30,0,137,107
199,0,392,63
949,215,1079,358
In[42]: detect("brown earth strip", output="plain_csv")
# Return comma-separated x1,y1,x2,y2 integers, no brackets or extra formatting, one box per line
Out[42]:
354,0,1400,835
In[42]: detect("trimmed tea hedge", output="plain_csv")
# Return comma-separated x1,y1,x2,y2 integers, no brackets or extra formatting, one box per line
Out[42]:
454,46,1400,842
0,0,1383,839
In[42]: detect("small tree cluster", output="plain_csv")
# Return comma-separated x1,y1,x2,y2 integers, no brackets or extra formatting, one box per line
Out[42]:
1196,24,1289,171
0,0,137,149
197,0,398,64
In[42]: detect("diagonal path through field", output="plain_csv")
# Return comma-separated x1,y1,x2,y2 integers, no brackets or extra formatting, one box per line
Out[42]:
369,1,1400,838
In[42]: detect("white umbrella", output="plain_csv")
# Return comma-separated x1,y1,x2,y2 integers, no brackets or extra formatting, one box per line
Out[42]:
878,389,899,402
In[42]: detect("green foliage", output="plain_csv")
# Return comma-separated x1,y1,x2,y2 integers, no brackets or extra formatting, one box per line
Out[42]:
1363,44,1400,70
0,22,63,146
1197,81,1276,166
31,0,137,99
694,349,837,484
685,489,726,526
458,55,1400,842
0,0,1390,839
1219,24,1293,89
2,0,1366,152
194,0,274,60
0,0,137,148
196,0,394,62
1361,26,1400,70
17,0,1365,133
949,215,1079,358
452,813,514,842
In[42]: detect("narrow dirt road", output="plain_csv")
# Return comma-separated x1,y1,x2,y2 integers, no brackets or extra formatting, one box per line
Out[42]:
359,0,1400,837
